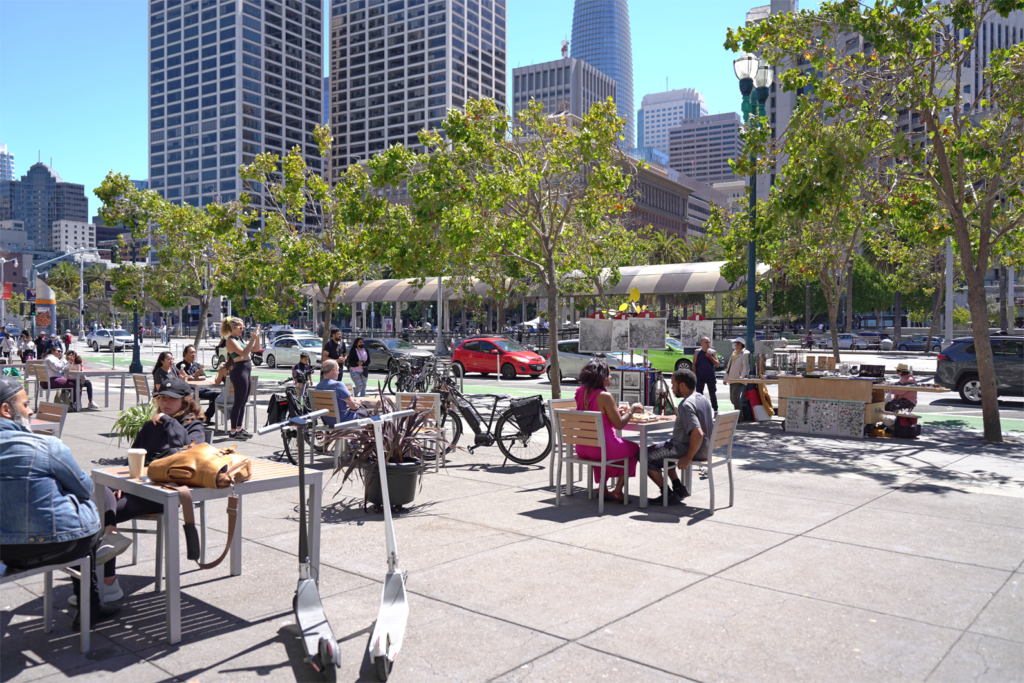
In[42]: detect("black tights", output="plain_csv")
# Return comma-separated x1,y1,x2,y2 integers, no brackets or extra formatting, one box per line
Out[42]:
229,359,252,430
103,488,163,577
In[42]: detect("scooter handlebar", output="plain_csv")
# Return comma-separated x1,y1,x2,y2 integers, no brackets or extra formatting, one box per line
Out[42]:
257,409,330,435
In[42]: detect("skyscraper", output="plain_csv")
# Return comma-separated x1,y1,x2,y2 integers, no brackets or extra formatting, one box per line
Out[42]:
0,144,14,182
327,0,508,180
636,88,707,156
511,57,616,120
0,163,89,251
147,0,324,217
570,0,633,147
667,112,742,185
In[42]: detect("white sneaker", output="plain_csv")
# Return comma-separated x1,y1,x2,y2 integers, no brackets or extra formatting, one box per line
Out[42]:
95,533,133,567
88,401,100,410
68,577,123,606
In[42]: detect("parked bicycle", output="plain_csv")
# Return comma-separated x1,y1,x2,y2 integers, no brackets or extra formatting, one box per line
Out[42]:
381,355,437,395
433,372,551,465
268,367,327,464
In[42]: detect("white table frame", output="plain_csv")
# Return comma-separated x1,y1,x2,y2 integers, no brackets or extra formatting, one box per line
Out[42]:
91,462,323,644
617,418,677,509
68,370,129,413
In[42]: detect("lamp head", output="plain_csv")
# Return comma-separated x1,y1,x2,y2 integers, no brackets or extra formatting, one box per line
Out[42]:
734,52,759,81
754,63,774,89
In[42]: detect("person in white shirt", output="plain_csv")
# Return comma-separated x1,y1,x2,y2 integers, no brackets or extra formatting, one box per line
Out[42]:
0,333,15,362
43,347,99,409
722,337,750,415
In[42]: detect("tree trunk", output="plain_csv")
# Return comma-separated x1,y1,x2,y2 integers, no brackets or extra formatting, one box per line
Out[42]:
822,274,841,363
925,288,941,353
805,283,811,331
964,268,1003,441
497,299,506,332
893,291,902,343
546,269,561,400
998,264,1008,333
193,296,210,348
845,265,853,333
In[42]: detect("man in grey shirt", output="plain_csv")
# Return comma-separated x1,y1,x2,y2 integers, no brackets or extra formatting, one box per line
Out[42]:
645,368,714,503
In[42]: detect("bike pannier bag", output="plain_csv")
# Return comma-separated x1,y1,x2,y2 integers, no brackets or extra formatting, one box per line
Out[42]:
893,415,921,439
509,395,546,434
266,393,289,426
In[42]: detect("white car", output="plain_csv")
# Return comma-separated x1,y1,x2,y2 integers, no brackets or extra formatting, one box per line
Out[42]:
86,329,135,351
817,333,869,350
263,336,324,369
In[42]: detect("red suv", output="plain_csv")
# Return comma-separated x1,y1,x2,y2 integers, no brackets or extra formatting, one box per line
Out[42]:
452,337,547,379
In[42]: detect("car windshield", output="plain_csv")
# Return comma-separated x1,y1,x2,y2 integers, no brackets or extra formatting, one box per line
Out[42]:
298,338,322,348
665,338,683,351
494,339,528,353
112,331,133,338
385,339,416,350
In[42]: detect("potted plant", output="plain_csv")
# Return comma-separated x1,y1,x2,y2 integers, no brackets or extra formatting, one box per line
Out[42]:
111,402,157,446
328,392,442,511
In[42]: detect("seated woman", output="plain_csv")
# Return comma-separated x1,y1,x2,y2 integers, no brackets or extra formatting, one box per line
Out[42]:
64,351,97,409
151,351,179,392
573,359,639,502
44,347,99,409
886,362,918,412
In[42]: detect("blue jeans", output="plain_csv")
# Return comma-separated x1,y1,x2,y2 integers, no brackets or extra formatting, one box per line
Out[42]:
349,370,367,397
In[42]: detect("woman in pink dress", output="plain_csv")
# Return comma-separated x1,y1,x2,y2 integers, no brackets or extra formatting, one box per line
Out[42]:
574,359,639,502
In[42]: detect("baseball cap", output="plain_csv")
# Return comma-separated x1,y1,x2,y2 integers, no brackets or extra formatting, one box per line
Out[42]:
154,376,191,399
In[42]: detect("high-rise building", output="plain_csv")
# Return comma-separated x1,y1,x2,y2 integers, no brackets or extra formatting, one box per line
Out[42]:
667,112,742,185
511,57,615,119
327,0,508,180
636,88,707,157
51,220,97,253
0,144,14,182
0,163,89,251
571,0,633,147
147,0,324,217
323,75,330,124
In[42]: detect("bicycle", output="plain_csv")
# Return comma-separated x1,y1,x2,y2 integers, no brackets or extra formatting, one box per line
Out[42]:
274,367,328,464
433,373,552,465
381,355,437,395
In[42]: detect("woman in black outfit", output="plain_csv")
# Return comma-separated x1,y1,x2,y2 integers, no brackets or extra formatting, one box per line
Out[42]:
221,317,261,439
152,351,178,392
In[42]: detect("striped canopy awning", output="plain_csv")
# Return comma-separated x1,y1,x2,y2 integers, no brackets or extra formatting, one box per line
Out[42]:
298,262,768,303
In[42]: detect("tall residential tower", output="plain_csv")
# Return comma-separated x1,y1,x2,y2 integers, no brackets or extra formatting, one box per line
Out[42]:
147,0,323,218
0,144,14,182
570,0,633,147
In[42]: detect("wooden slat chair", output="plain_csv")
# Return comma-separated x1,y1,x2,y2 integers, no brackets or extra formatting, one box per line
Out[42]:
132,374,152,405
32,401,69,438
213,377,259,433
547,397,579,487
396,392,443,472
309,388,346,469
554,409,630,515
32,364,69,410
662,410,739,513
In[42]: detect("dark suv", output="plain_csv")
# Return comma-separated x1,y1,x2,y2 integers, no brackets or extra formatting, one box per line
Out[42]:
935,337,1024,404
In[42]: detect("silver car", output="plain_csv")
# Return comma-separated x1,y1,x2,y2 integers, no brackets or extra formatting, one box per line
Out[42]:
263,336,324,368
87,329,135,351
546,339,623,382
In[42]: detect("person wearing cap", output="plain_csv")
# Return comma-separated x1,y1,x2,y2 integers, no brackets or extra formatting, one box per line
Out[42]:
0,376,122,628
888,363,918,409
723,337,751,414
130,376,207,464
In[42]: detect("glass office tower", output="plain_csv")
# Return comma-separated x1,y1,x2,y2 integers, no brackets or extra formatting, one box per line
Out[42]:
570,0,633,147
147,0,323,218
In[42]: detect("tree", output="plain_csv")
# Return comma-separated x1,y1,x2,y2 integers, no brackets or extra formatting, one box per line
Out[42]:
727,0,1024,440
403,99,641,398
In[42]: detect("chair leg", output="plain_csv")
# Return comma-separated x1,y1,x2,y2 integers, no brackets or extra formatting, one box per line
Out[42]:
199,502,207,564
708,461,716,514
43,570,53,633
597,465,605,515
155,518,164,593
130,519,139,566
663,460,669,507
623,459,629,505
586,467,593,500
556,455,563,506
78,557,90,652
727,459,734,509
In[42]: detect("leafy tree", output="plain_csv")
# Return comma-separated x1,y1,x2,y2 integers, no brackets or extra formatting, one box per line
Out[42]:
727,0,1024,440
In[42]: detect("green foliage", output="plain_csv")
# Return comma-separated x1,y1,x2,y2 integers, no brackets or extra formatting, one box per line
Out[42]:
952,305,972,326
111,402,156,447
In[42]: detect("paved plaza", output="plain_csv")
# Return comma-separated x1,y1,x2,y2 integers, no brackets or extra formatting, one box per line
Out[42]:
2,387,1023,682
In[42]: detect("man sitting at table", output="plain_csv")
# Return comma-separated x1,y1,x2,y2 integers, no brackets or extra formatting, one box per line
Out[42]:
176,344,220,423
314,360,367,427
0,376,123,627
644,368,714,504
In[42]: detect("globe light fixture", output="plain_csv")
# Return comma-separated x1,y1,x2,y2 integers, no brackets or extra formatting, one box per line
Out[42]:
733,52,759,82
754,62,774,90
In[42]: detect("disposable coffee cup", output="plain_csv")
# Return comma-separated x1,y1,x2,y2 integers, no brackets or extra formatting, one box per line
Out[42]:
127,449,147,479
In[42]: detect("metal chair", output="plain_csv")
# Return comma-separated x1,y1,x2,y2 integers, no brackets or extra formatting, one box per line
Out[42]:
554,409,630,515
547,397,578,487
662,410,739,512
309,389,346,469
0,554,92,652
396,392,443,472
213,376,259,433
131,374,152,405
33,401,69,438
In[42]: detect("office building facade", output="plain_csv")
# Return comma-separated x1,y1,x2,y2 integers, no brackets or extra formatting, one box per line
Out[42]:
51,220,97,253
327,0,508,179
511,57,615,120
147,0,324,215
0,144,14,182
667,112,742,185
571,0,633,147
636,88,707,157
0,163,89,252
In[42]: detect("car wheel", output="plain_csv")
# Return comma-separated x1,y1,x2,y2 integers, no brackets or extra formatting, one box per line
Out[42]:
251,355,262,366
674,358,692,372
266,354,276,368
92,342,99,352
500,363,517,380
546,366,562,383
387,358,398,373
898,344,908,351
932,345,941,352
451,362,465,377
958,376,983,405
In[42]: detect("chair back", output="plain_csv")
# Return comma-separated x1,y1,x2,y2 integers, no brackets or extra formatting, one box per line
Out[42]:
555,409,605,452
33,363,49,388
132,374,151,403
248,376,259,402
309,388,339,421
709,410,740,460
35,401,69,437
396,392,440,424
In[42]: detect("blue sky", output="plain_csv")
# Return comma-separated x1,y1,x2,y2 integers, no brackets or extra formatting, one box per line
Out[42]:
0,0,756,217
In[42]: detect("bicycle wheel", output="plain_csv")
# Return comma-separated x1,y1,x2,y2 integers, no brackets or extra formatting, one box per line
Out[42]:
383,372,398,395
279,430,298,465
495,411,551,465
440,408,463,453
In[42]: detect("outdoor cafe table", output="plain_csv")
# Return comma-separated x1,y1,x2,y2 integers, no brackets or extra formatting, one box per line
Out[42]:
67,369,130,412
186,377,218,402
91,458,323,645
616,416,677,509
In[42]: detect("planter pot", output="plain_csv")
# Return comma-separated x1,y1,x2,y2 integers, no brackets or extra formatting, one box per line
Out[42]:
363,457,421,508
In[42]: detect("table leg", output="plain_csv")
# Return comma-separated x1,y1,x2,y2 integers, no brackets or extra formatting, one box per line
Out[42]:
75,376,82,413
638,427,648,509
164,493,181,645
120,374,126,411
309,480,321,581
104,376,110,408
230,495,243,576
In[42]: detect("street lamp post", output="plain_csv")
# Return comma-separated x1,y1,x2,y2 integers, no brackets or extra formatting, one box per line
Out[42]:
0,257,17,327
130,239,143,374
734,53,773,357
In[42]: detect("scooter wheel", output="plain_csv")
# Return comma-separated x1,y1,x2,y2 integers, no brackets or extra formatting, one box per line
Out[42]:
375,656,392,682
318,637,340,679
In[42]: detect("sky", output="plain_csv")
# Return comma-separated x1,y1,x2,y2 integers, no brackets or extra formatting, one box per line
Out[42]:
0,0,758,218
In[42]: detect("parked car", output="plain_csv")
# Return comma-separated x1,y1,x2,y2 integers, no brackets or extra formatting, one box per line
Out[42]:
451,337,547,379
86,328,135,351
646,337,699,373
895,335,944,352
817,333,870,350
935,336,1024,404
545,339,623,382
263,336,324,369
362,338,434,371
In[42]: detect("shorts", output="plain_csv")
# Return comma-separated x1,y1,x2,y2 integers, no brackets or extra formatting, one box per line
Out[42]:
646,438,707,468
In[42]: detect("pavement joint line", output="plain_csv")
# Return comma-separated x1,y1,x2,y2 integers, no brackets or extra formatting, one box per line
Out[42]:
798,532,1021,573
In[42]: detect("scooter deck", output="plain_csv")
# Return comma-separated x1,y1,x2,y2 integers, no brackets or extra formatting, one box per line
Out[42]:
369,570,409,662
295,577,335,659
